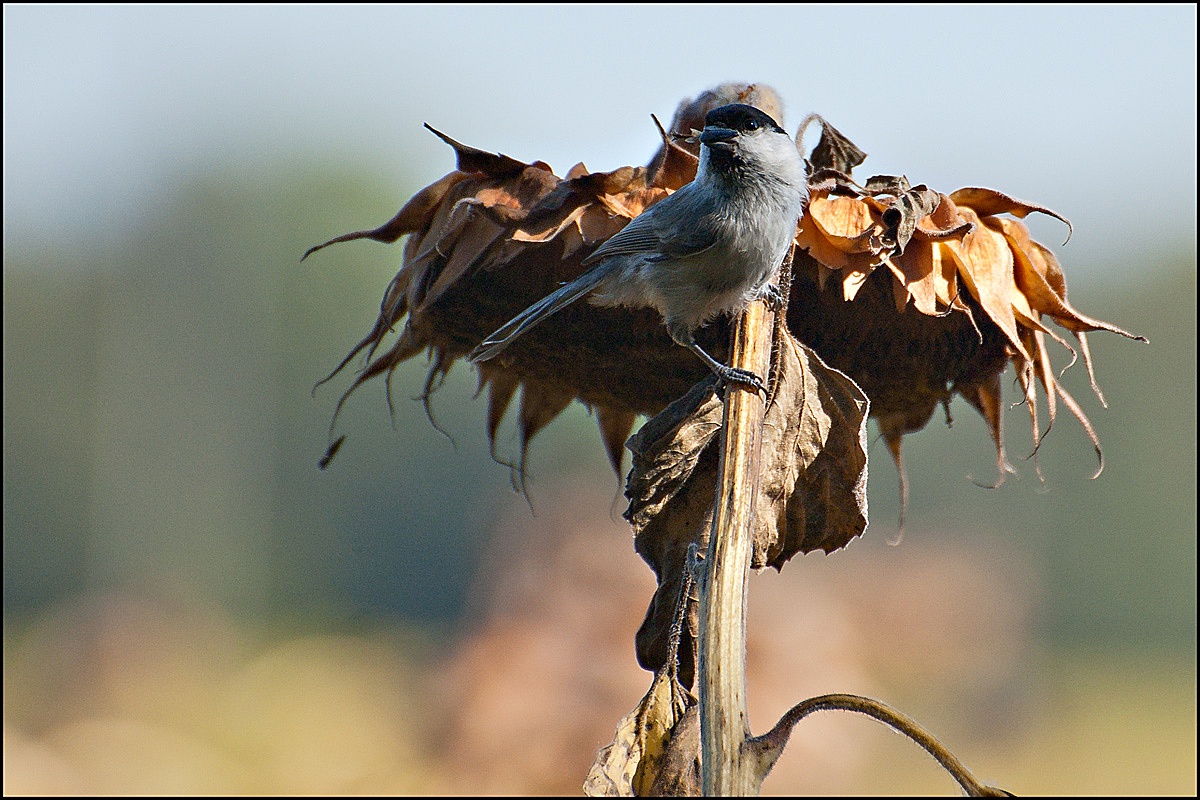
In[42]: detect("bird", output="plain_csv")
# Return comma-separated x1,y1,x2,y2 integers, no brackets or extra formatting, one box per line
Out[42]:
469,102,808,393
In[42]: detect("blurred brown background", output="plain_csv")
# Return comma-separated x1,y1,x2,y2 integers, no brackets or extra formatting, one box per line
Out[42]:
4,6,1195,795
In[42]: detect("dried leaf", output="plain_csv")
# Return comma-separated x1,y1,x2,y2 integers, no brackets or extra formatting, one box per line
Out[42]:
512,203,589,243
942,208,1031,360
519,164,643,234
645,704,701,797
317,435,346,471
878,184,942,255
800,114,868,174
597,186,667,220
597,405,638,477
516,383,575,492
841,259,876,302
885,241,938,316
302,170,472,260
646,116,700,192
757,333,871,563
423,207,508,309
913,193,974,241
930,240,961,310
806,194,879,253
580,203,637,247
795,215,852,270
955,368,1016,486
989,216,1144,340
627,333,869,676
422,123,530,177
861,174,912,196
583,662,695,797
480,366,520,462
1074,330,1107,407
949,186,1073,242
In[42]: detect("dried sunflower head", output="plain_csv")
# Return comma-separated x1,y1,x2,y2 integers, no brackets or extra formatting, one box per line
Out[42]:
305,88,1142,504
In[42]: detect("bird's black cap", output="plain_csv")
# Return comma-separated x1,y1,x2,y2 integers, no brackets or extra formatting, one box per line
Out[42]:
703,103,786,135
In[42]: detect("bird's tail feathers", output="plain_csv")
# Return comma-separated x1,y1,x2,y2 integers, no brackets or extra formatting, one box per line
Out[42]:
468,263,616,363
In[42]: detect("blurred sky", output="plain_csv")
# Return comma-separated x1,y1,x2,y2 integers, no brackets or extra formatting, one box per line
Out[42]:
4,4,1196,275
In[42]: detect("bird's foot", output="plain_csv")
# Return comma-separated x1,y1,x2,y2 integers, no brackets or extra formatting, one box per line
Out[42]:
714,364,768,398
756,282,786,312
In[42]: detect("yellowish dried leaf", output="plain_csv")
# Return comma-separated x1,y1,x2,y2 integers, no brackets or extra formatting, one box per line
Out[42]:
605,186,671,220
807,194,879,253
987,216,1142,340
942,208,1031,360
949,186,1073,240
885,239,938,316
796,215,852,270
930,241,960,310
913,192,973,240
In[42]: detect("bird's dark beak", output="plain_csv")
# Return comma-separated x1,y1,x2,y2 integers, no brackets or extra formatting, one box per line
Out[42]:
699,126,737,146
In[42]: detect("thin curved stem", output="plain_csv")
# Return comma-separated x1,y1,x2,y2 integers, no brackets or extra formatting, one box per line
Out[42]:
746,693,1011,797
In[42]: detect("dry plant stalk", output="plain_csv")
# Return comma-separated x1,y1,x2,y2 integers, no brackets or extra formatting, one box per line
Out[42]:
698,293,775,795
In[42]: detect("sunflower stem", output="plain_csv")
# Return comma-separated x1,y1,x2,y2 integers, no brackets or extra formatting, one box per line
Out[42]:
698,292,774,795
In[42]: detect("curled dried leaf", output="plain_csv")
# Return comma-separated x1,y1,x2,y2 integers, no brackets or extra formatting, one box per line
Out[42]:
913,193,974,241
878,184,942,255
949,186,1073,242
798,114,868,174
302,170,472,260
806,194,880,253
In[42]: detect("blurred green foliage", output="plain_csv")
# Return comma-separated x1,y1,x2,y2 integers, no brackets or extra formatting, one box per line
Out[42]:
2,160,1196,656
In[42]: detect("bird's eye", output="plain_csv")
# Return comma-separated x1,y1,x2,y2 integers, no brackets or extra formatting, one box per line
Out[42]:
745,118,760,131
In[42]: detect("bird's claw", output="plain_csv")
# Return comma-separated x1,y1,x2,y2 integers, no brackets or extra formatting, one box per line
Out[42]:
714,365,768,399
756,282,786,312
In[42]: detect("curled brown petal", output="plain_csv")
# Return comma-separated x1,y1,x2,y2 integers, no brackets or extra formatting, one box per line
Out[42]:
950,185,1073,243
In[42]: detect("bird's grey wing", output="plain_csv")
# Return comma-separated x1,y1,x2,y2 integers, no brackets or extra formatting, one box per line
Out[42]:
581,196,720,267
469,260,622,363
